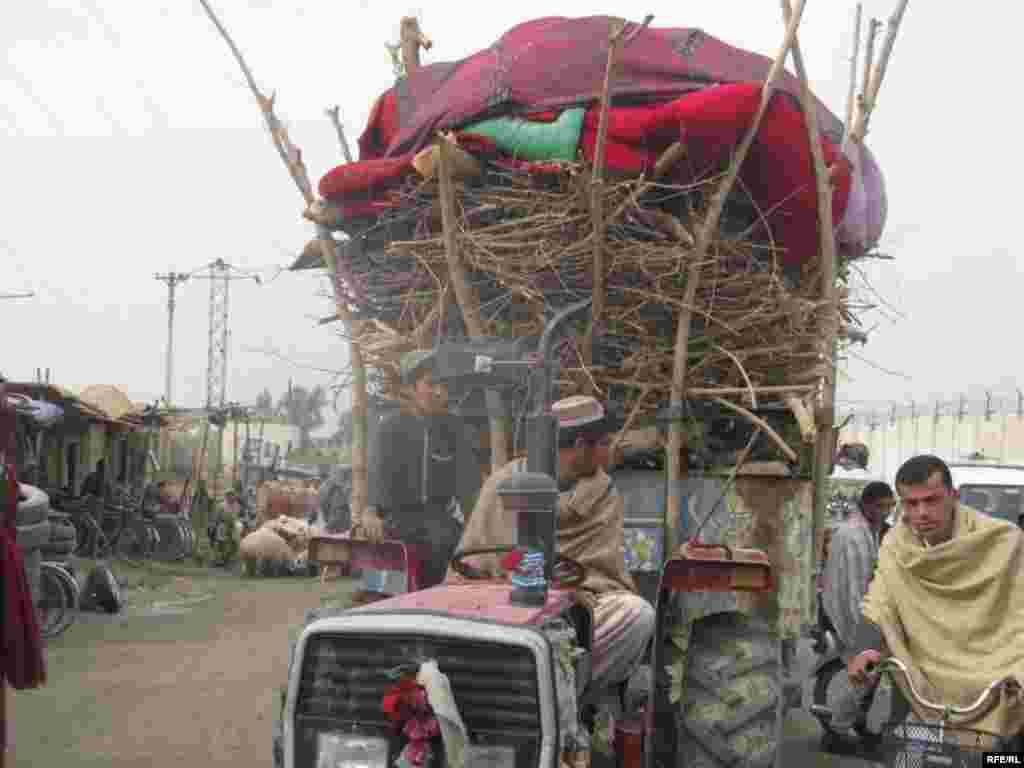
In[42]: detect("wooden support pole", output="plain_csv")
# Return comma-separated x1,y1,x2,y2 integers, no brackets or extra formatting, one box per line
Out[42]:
400,16,432,76
197,0,371,526
325,106,354,163
843,4,863,142
847,1,908,148
665,0,808,546
583,15,653,390
437,137,510,471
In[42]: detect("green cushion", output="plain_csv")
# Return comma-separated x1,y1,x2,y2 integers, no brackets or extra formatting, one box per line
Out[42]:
463,107,585,162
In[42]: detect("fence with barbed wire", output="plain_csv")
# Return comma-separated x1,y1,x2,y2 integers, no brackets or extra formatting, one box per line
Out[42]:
837,388,1024,481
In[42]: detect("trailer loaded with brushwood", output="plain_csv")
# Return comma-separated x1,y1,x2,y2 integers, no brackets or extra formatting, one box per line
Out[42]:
192,5,908,766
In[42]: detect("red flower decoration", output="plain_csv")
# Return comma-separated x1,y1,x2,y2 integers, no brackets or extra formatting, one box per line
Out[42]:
383,675,421,723
501,549,525,572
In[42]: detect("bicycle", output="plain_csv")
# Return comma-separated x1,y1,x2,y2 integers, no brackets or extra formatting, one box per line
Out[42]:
37,561,80,639
113,488,162,560
868,656,1023,767
55,493,123,559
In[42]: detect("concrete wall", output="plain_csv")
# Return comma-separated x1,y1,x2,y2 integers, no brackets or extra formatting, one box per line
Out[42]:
840,412,1024,481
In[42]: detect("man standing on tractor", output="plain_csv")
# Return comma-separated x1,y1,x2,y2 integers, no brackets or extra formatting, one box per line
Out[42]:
820,481,895,744
448,394,655,692
361,349,483,588
848,455,1024,740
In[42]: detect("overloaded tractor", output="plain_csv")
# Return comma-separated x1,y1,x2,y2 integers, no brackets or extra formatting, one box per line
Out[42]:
275,302,818,768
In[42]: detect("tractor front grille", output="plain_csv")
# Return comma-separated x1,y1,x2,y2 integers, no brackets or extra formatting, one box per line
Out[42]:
295,632,544,765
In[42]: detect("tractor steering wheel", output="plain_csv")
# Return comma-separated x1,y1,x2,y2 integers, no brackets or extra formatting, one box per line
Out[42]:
450,546,586,589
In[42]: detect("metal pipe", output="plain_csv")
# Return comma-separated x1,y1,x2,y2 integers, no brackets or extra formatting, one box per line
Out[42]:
525,299,593,480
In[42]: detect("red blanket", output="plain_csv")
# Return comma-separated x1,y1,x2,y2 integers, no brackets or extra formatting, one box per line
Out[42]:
321,84,850,266
357,16,843,160
577,83,850,266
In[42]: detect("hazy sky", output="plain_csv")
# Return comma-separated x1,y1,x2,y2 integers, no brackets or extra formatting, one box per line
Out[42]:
1,1,1019,432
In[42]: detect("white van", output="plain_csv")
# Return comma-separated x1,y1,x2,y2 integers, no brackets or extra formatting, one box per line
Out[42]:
949,462,1024,528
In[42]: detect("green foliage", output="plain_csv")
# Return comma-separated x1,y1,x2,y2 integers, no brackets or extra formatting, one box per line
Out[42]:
277,385,328,450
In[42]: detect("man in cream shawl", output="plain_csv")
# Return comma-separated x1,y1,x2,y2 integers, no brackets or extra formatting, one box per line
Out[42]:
446,395,655,692
848,455,1024,741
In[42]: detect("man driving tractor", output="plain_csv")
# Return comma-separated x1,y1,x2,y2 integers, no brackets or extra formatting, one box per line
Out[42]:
361,349,483,588
447,394,655,692
848,455,1024,739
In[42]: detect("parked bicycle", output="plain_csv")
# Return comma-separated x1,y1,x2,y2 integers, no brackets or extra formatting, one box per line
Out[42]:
37,560,80,640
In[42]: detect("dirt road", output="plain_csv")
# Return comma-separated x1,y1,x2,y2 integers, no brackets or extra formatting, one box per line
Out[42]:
8,563,351,768
7,561,855,768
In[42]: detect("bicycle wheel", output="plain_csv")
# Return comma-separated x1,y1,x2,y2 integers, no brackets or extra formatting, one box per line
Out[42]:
813,657,910,737
44,562,79,637
37,563,69,639
153,515,186,561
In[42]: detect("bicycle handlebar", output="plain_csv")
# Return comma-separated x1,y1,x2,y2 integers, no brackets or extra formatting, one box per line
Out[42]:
869,657,1020,719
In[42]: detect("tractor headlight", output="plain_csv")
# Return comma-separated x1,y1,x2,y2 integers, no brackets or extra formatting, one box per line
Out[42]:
315,733,388,768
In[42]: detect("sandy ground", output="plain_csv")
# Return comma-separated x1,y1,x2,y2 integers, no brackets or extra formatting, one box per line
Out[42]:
7,564,342,768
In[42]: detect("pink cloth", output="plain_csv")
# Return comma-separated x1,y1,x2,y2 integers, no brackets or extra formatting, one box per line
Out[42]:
590,592,655,687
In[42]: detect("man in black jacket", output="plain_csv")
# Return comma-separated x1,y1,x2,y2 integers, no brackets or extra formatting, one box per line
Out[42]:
362,350,483,588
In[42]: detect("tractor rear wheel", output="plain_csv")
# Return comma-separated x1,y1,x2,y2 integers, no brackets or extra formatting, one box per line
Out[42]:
676,611,782,768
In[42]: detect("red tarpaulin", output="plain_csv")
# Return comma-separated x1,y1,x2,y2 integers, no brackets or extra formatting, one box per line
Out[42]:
358,16,844,160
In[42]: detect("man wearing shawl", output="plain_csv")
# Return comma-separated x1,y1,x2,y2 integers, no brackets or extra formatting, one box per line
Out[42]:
820,481,895,741
848,455,1024,742
447,395,655,692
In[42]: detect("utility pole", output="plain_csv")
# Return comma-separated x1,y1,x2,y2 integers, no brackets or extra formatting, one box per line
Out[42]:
956,394,968,458
154,271,191,406
188,259,261,409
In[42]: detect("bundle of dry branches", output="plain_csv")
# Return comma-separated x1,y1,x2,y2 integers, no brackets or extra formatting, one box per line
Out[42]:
345,159,845,427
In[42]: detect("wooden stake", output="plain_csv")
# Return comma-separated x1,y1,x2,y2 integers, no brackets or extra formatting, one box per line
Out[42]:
858,18,881,140
197,0,371,525
848,0,908,148
783,0,845,613
325,106,354,163
437,136,510,471
862,0,910,134
843,4,863,143
665,0,807,546
583,15,653,391
400,16,432,76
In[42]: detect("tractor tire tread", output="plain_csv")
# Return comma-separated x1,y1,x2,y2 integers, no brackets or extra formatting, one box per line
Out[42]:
677,611,781,768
